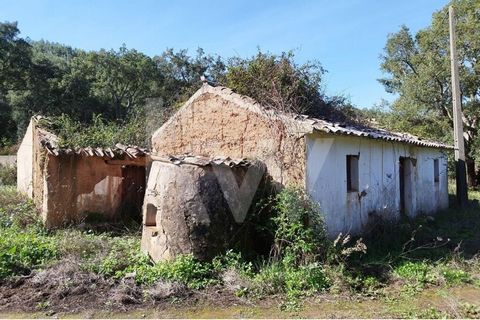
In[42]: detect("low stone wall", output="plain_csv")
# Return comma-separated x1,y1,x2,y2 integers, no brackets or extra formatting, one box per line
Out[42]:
0,155,16,167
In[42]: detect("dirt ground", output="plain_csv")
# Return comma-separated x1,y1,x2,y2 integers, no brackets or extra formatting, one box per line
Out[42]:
1,265,479,319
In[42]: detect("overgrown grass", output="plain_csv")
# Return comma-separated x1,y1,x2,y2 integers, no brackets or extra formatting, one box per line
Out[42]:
0,185,479,316
0,188,57,279
38,114,148,148
0,164,16,186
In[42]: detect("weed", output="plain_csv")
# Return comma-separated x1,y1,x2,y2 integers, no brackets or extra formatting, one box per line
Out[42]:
403,306,448,319
42,114,147,148
0,164,16,186
270,187,328,265
460,302,480,318
0,189,58,279
394,261,436,285
474,279,480,288
440,266,471,285
0,228,58,279
152,255,219,289
36,301,51,311
212,250,254,277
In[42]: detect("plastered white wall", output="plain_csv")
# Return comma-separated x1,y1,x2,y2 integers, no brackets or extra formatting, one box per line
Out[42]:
305,134,449,237
17,120,33,196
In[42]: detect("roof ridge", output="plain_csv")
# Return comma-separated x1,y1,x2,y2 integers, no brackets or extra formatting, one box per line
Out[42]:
199,84,452,149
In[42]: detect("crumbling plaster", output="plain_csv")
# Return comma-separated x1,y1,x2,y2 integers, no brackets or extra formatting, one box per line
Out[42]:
305,132,449,236
152,92,307,187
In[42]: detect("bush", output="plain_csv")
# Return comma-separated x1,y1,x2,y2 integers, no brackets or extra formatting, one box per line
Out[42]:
394,261,436,285
271,187,328,266
0,164,16,186
41,114,147,148
0,228,58,279
0,188,42,230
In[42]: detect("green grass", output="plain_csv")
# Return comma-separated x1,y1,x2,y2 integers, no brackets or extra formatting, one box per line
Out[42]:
0,185,479,315
0,164,16,187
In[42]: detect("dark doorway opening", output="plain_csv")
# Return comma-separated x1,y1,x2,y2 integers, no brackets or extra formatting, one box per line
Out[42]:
120,165,146,223
399,157,414,217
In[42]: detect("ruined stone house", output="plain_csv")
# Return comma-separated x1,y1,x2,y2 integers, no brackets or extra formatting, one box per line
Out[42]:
148,83,451,238
17,117,148,227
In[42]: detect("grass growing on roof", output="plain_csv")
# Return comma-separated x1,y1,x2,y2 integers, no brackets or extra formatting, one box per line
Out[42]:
37,114,148,149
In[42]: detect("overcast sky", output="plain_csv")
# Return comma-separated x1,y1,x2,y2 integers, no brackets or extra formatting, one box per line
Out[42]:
1,0,449,108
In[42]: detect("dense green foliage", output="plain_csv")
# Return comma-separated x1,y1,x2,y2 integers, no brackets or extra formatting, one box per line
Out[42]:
0,187,57,278
0,22,355,149
225,51,354,121
271,187,327,265
377,0,480,184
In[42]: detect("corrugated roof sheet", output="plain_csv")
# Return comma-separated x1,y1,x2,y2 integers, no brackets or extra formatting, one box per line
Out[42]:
195,84,453,149
37,127,149,159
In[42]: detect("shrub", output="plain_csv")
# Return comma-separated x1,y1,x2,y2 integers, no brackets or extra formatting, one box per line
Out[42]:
270,187,328,266
0,228,58,279
0,164,16,186
440,266,471,285
41,114,147,148
0,189,42,230
394,261,436,285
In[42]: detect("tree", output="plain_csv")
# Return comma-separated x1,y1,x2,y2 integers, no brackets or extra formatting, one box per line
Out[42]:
0,22,31,93
153,48,226,109
223,51,350,121
73,45,159,119
0,22,32,143
379,0,480,185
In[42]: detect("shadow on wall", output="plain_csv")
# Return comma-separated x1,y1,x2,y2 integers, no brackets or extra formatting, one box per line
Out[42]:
141,156,274,262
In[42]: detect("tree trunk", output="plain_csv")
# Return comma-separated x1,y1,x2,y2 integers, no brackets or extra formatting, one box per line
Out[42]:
466,156,477,187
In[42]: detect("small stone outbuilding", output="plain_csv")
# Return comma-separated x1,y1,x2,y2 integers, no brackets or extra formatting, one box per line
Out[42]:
17,117,148,227
150,83,451,237
142,155,266,262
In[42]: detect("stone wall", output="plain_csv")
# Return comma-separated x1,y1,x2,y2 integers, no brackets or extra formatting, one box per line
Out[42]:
152,91,307,187
141,158,266,262
41,154,146,227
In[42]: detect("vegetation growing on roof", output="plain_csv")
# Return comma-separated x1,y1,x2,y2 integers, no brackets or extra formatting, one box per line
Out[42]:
38,114,148,149
225,51,359,122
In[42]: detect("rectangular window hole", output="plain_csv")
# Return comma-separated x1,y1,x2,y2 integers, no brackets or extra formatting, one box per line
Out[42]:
434,159,439,183
347,155,359,192
145,203,157,226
